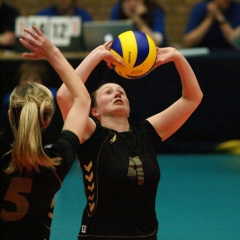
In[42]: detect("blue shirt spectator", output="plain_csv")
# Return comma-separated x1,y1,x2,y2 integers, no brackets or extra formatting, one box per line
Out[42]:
184,0,240,50
110,0,167,47
37,0,92,22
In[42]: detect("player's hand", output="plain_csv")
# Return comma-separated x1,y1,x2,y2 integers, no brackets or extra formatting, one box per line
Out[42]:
94,40,125,69
20,25,56,60
152,47,182,70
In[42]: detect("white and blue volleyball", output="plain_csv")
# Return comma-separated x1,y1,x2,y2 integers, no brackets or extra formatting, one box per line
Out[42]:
110,30,157,79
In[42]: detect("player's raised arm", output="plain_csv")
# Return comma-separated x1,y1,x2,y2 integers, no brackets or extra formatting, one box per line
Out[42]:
147,47,203,141
20,26,90,142
57,41,124,122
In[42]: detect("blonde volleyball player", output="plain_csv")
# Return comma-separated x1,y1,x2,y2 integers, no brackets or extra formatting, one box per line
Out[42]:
0,25,92,240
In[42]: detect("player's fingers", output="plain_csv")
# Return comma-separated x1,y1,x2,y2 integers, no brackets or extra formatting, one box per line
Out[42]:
106,62,113,69
31,25,43,36
112,56,125,66
19,38,38,52
104,40,112,46
23,28,36,39
22,53,38,60
104,40,112,49
20,33,34,44
23,27,42,42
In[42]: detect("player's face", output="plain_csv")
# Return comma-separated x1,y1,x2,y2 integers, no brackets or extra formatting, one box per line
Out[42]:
93,83,130,119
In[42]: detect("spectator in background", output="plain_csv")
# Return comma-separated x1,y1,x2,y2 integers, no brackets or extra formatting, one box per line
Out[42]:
0,61,63,147
37,0,92,21
0,0,20,50
231,25,240,49
183,0,240,50
110,0,167,47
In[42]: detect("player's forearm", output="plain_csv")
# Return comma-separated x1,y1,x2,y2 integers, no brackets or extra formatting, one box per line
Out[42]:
58,48,104,101
174,53,203,103
57,47,105,119
75,48,105,83
47,47,89,103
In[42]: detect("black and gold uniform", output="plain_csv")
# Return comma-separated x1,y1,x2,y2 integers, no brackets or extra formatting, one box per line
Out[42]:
0,130,79,240
77,120,161,240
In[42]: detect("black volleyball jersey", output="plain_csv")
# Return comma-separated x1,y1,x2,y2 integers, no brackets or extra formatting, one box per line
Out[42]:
77,120,162,239
0,130,79,240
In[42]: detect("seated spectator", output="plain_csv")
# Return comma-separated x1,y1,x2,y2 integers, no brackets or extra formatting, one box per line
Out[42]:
37,0,92,21
183,0,240,50
0,61,63,146
0,0,20,50
110,0,167,47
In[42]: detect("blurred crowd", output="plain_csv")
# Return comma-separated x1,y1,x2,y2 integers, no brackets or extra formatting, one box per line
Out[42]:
1,0,240,51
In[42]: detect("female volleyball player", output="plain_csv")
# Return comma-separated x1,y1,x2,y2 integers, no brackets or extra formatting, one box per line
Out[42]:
0,25,92,240
57,40,203,238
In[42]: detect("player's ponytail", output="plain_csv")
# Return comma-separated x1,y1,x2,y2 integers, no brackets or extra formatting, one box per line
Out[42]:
5,83,61,174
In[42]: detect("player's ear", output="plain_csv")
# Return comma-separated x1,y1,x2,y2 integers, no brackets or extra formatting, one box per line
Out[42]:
91,108,100,117
42,116,51,129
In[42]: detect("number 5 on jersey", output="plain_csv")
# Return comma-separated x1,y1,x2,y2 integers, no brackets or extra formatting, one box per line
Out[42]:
1,177,33,221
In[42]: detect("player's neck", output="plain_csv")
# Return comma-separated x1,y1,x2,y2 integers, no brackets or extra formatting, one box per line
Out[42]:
101,117,130,133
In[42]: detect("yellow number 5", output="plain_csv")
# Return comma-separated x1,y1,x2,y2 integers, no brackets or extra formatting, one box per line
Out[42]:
1,177,33,221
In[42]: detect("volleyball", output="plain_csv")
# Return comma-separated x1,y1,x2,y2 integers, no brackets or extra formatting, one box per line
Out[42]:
110,30,157,79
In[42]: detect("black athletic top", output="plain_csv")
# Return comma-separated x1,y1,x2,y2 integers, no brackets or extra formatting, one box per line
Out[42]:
77,120,161,239
0,130,79,240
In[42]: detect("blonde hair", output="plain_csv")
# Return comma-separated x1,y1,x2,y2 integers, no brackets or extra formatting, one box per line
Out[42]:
5,82,61,174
